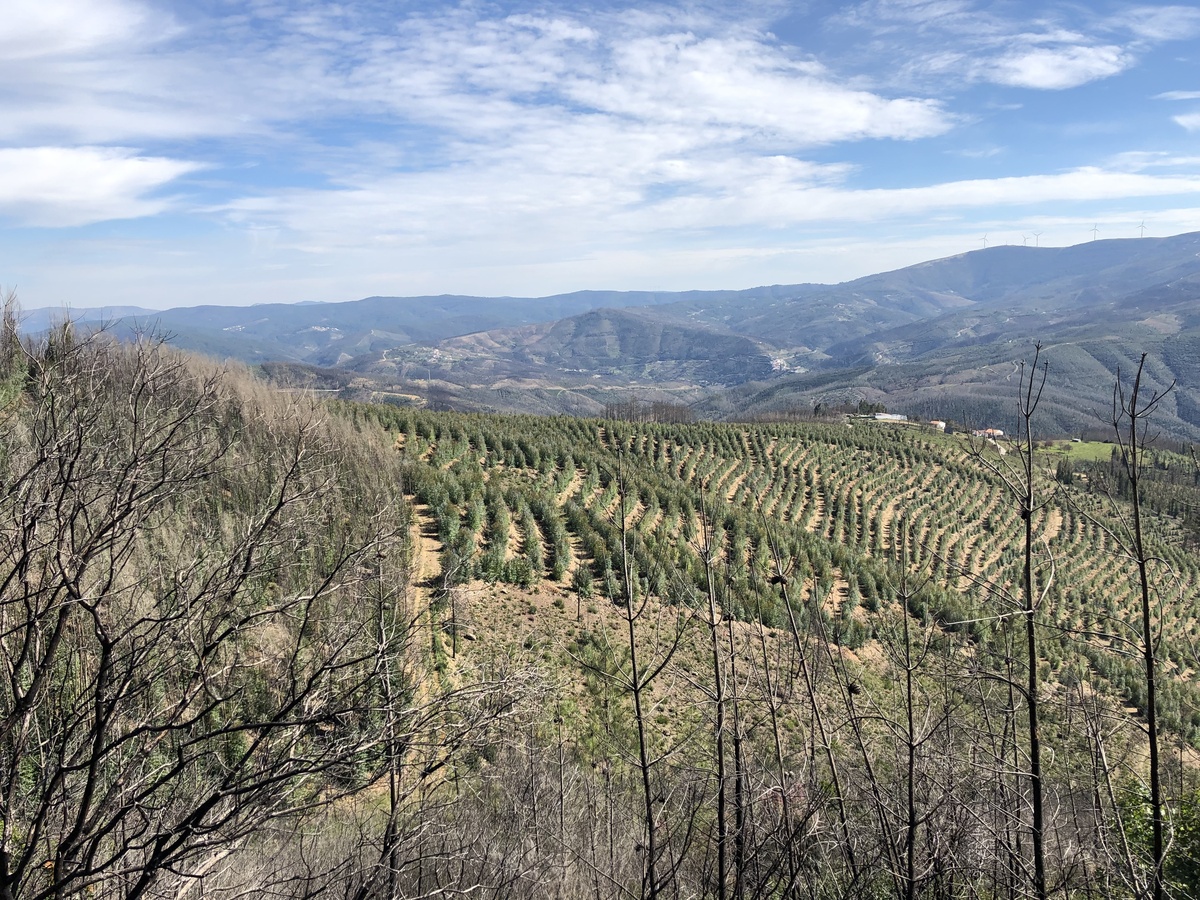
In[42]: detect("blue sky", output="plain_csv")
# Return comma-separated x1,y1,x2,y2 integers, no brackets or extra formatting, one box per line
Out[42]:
3,0,1200,308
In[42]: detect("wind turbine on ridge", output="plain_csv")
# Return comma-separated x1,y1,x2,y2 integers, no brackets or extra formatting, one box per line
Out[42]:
1091,223,1100,241
1139,220,1147,238
1032,231,1043,247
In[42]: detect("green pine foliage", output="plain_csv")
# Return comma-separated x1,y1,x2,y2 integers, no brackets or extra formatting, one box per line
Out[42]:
353,402,1200,746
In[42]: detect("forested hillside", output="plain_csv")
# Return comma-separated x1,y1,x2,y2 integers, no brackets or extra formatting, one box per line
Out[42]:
3,299,1199,898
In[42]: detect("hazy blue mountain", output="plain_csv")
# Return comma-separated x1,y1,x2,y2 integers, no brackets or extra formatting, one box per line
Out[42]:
20,232,1200,438
94,288,817,365
18,305,158,332
650,233,1200,358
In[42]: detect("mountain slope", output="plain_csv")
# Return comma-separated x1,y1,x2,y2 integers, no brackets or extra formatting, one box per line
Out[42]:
654,233,1200,358
432,307,776,385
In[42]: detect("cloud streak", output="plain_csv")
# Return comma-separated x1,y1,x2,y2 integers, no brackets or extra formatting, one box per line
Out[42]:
223,161,1200,256
0,147,201,227
834,0,1190,91
1,0,158,60
984,42,1129,90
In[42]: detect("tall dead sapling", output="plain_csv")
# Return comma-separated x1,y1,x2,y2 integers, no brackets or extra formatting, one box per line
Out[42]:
1113,355,1172,900
759,512,861,889
851,519,963,900
594,452,690,900
966,343,1056,900
1051,354,1186,899
696,492,732,900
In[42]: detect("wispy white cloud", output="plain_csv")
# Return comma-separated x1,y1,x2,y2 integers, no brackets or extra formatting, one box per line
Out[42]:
834,0,987,35
561,33,948,144
834,1,1190,91
221,160,1200,257
0,147,201,226
1174,113,1200,132
637,168,1200,232
332,9,952,152
954,146,1006,159
0,0,161,60
0,0,276,145
1109,150,1200,170
1108,5,1200,42
1156,91,1200,100
983,42,1129,90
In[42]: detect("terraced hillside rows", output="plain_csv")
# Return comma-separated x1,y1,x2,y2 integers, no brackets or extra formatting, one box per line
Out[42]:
343,403,1200,739
322,401,1200,899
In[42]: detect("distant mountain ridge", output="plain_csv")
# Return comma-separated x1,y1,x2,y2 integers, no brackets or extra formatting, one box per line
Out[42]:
25,288,815,367
20,232,1200,438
